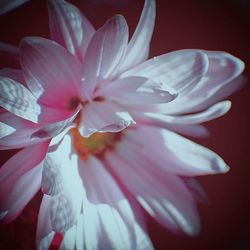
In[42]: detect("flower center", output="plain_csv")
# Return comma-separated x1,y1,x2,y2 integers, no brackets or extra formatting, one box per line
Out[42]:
71,128,122,160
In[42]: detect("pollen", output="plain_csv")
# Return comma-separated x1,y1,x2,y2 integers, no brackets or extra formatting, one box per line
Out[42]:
71,128,122,160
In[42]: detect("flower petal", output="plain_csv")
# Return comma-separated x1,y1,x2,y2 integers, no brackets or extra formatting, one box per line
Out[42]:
0,0,28,15
146,100,231,125
0,162,43,223
163,51,245,114
122,50,208,94
80,100,135,137
0,141,48,213
36,194,55,250
81,15,128,99
48,0,95,62
20,37,81,108
96,76,177,106
0,77,42,123
124,126,229,176
118,0,156,72
106,147,200,235
78,156,137,250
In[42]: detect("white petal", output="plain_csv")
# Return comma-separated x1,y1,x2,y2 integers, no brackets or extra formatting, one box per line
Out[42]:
81,15,128,99
119,0,156,72
0,77,42,123
0,0,28,15
122,50,209,94
80,101,135,137
48,0,95,61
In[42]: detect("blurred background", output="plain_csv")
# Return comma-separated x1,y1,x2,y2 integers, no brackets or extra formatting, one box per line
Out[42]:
0,0,249,249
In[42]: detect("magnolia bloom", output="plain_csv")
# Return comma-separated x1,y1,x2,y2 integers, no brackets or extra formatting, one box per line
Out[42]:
0,0,245,249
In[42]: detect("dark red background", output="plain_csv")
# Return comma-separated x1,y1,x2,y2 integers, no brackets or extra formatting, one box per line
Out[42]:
0,0,249,249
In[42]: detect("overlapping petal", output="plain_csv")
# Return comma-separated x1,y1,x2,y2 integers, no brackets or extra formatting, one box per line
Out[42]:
20,37,81,108
48,0,95,62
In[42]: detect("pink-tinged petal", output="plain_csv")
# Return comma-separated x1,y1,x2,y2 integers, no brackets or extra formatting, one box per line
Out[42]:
48,0,95,62
36,195,55,250
0,163,43,223
134,112,209,138
125,126,229,176
78,156,136,250
96,76,177,106
0,0,28,15
164,51,245,114
0,141,48,210
81,15,128,99
0,68,25,84
20,37,81,108
118,0,156,72
122,50,208,94
106,148,200,235
0,111,41,149
31,109,79,140
0,42,19,60
80,101,135,137
0,77,42,123
148,100,231,125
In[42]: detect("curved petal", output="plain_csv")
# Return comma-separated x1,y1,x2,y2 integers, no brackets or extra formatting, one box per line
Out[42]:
147,101,231,125
106,147,200,235
79,100,135,137
122,50,209,94
133,112,209,138
20,37,81,108
36,195,55,250
0,0,28,15
81,15,128,99
0,141,49,213
0,77,42,123
163,51,245,114
48,0,95,62
124,126,229,176
78,156,136,250
96,76,177,106
0,162,43,223
118,0,156,72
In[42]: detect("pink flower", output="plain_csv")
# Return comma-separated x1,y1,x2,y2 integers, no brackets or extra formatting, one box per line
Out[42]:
0,0,245,249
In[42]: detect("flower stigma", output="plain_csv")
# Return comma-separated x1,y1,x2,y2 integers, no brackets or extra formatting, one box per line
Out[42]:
71,128,122,160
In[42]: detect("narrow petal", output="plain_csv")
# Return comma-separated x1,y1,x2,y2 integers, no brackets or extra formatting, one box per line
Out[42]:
124,126,229,176
81,15,128,99
106,148,200,235
0,163,43,223
20,37,81,108
122,50,208,94
0,141,49,212
79,101,135,137
133,112,209,138
118,0,156,72
78,156,136,250
0,0,28,15
36,195,55,250
96,76,177,106
146,101,231,125
0,77,42,123
48,0,95,62
163,51,245,114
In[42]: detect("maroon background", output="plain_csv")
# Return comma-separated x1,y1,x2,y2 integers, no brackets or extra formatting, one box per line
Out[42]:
0,0,250,249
